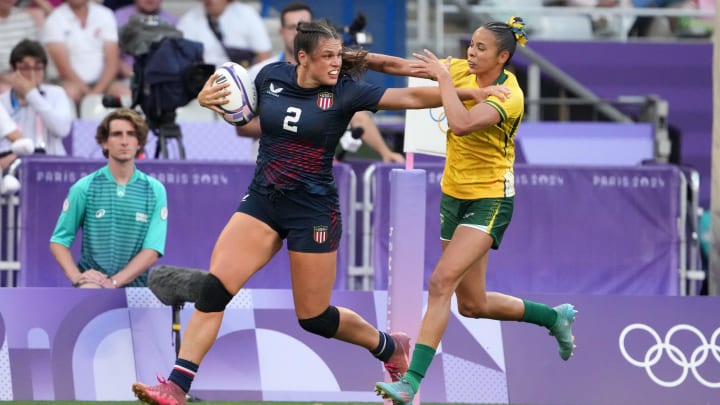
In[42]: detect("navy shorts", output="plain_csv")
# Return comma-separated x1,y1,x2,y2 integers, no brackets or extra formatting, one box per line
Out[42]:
236,186,342,253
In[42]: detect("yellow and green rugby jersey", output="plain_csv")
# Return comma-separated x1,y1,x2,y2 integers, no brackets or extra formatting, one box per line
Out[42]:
442,58,524,199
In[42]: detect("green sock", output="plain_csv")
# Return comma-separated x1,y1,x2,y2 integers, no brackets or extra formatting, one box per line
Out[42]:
520,299,557,328
404,343,436,392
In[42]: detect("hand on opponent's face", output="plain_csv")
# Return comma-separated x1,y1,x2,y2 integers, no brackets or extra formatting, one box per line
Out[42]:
409,49,451,81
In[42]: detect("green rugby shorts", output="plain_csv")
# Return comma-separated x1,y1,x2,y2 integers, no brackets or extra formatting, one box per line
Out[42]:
439,193,514,249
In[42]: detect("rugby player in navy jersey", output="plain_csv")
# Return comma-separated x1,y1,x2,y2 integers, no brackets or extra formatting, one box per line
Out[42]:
132,19,511,405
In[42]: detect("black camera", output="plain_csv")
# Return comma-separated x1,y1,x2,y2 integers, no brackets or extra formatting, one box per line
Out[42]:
336,13,373,46
114,14,214,159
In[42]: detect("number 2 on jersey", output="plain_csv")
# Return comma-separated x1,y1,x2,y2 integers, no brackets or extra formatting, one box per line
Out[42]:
283,107,302,132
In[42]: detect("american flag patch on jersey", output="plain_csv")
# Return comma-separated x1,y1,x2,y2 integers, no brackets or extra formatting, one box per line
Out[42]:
317,92,333,110
313,225,328,244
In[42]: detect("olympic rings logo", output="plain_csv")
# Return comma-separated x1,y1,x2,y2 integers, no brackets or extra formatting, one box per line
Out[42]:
428,108,448,134
618,323,720,388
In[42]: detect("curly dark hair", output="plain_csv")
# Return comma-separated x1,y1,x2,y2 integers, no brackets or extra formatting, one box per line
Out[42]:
95,108,149,158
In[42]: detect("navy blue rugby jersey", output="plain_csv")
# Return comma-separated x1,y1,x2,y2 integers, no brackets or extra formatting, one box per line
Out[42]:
251,62,385,195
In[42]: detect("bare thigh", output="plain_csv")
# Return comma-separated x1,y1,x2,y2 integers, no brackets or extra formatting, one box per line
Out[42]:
431,225,493,293
454,227,524,320
288,250,337,318
209,212,282,294
454,250,489,306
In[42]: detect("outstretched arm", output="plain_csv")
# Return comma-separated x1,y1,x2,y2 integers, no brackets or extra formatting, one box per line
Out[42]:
412,50,503,135
363,51,510,106
363,52,419,77
378,84,510,111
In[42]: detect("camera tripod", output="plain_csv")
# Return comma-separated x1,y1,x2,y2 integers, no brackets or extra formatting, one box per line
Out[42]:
148,111,186,160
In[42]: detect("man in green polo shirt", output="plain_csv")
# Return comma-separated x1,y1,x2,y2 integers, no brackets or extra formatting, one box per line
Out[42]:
50,108,168,288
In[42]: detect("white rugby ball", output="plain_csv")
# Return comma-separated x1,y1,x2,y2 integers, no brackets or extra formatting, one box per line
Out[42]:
214,62,258,126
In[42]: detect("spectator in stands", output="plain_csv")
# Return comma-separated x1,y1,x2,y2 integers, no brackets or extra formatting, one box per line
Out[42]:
246,1,404,163
0,0,41,93
0,39,74,158
42,0,130,108
363,17,577,405
115,0,178,81
348,110,404,163
20,0,59,28
49,108,168,288
628,0,697,37
0,95,26,194
176,0,272,68
558,0,622,37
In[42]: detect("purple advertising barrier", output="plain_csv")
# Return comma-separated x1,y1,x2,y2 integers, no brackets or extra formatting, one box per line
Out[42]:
0,288,131,400
18,157,353,290
2,289,717,403
373,162,683,295
128,288,385,402
502,294,720,405
386,170,426,403
70,120,256,161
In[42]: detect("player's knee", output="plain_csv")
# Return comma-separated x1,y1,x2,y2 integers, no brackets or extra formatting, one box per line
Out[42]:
298,305,339,338
195,273,234,312
457,299,490,319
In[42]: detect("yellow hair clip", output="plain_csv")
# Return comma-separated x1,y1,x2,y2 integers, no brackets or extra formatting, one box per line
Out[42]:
507,16,528,47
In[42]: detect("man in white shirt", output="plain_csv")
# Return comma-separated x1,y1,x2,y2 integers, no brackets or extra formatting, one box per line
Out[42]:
42,0,129,106
0,0,40,93
0,101,20,152
0,87,28,195
0,39,74,157
177,0,272,68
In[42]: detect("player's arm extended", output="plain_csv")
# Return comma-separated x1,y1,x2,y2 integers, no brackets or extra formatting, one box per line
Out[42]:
377,86,507,111
362,52,417,77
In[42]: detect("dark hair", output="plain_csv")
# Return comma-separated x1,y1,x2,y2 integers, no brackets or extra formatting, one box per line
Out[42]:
95,108,149,158
295,19,367,79
280,1,313,27
9,39,48,69
481,16,528,67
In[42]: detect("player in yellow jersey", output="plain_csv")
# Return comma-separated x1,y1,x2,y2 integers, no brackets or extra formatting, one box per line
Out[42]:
363,17,577,405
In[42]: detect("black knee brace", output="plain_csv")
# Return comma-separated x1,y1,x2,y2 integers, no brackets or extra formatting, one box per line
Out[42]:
194,273,234,312
298,305,340,338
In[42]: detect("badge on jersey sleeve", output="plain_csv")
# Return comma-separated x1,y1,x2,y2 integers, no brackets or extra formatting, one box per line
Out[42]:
317,92,334,110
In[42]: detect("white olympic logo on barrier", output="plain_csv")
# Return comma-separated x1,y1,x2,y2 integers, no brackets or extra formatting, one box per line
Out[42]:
618,323,720,388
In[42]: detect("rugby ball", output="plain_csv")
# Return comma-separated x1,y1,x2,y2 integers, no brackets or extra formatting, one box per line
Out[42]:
214,62,257,126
